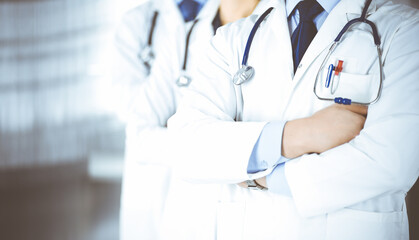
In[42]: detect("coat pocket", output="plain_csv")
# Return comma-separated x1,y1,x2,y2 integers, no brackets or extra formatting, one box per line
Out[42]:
216,202,246,240
332,72,374,102
325,208,403,240
316,70,378,104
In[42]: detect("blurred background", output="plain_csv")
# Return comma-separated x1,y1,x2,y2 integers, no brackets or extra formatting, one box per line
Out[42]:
0,0,418,240
0,0,141,239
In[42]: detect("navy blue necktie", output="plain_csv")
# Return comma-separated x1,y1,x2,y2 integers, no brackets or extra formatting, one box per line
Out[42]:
291,0,323,72
178,0,200,22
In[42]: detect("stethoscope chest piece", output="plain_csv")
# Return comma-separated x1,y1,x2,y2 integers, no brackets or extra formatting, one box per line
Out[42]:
176,71,192,87
233,65,254,85
232,7,273,86
139,46,154,68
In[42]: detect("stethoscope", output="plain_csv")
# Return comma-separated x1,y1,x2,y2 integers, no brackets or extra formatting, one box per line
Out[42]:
176,19,199,87
232,0,383,121
139,10,222,87
313,0,383,105
232,7,274,121
139,11,159,70
137,11,198,87
177,11,222,87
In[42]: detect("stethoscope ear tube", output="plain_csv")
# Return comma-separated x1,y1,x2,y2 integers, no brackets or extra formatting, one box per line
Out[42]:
241,7,274,66
232,7,274,86
335,18,380,46
334,0,379,45
233,7,274,121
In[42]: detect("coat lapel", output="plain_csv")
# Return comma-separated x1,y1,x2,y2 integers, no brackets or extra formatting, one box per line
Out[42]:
158,0,185,35
269,0,295,81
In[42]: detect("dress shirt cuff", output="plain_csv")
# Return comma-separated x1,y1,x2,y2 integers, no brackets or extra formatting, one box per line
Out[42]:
247,121,287,174
266,163,292,197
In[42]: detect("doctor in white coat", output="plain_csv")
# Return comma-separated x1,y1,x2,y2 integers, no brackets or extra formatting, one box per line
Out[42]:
168,0,419,239
113,0,220,239
114,0,266,239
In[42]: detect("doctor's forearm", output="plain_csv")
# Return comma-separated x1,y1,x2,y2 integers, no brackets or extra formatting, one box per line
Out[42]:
282,104,367,158
281,118,311,159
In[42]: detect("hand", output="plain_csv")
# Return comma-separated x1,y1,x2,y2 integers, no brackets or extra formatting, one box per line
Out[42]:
282,104,368,158
309,104,367,153
255,177,267,188
237,177,267,188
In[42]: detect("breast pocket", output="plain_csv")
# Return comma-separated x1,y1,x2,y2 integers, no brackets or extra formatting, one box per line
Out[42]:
315,60,380,104
325,208,403,240
331,71,378,103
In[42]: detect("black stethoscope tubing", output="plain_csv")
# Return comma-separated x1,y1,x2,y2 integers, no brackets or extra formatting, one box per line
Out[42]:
313,0,383,105
142,8,221,75
139,11,159,70
182,9,222,71
233,0,382,121
148,11,160,47
335,0,379,45
140,13,200,75
240,0,379,72
242,7,274,66
177,10,222,87
182,19,199,71
141,11,199,72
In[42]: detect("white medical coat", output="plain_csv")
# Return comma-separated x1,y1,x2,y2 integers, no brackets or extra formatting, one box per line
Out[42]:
113,0,220,239
168,0,419,239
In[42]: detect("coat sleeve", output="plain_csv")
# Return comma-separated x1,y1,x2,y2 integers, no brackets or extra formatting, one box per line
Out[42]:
113,7,180,166
285,13,419,217
113,7,151,120
168,24,268,184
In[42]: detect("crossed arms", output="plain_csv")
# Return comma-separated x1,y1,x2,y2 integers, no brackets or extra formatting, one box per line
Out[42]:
239,104,368,188
168,16,419,217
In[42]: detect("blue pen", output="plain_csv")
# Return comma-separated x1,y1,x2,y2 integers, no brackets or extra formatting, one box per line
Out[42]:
325,64,334,88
